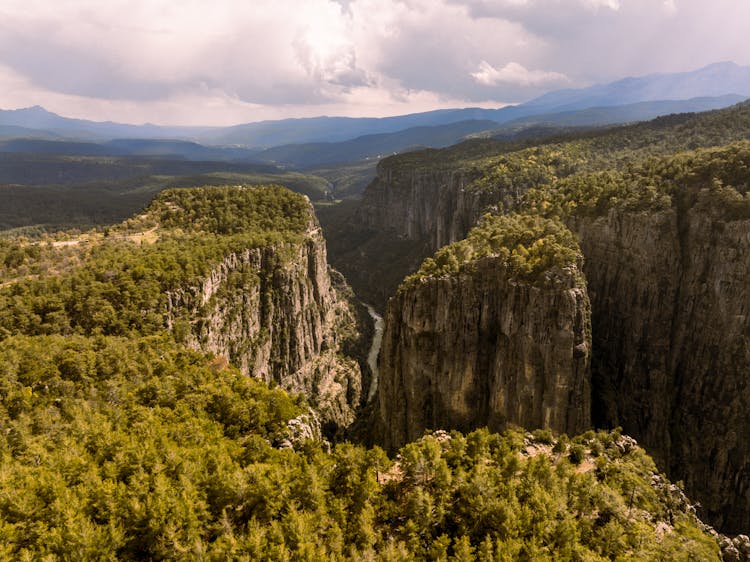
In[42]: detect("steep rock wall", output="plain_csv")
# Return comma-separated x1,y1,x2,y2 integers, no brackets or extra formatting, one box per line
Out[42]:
574,209,681,462
166,218,363,429
575,198,750,533
353,146,750,532
356,162,500,251
377,259,591,451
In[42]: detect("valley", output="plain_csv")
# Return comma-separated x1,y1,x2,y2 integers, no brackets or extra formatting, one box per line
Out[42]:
1,94,750,560
317,102,750,541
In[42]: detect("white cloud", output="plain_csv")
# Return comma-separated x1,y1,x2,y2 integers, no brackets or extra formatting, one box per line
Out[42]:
0,0,747,124
472,61,569,87
581,0,621,10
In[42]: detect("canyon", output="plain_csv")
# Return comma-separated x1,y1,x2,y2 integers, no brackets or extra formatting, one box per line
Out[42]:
161,198,369,432
332,139,750,535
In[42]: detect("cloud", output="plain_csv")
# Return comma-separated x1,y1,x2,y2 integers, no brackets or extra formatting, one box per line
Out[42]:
581,0,620,10
0,0,747,125
663,0,677,14
472,61,569,87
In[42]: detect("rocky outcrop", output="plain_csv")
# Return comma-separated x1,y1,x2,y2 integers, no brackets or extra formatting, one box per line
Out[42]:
356,161,500,252
573,208,681,463
328,160,507,312
350,140,750,532
166,211,364,430
377,258,591,451
575,195,750,534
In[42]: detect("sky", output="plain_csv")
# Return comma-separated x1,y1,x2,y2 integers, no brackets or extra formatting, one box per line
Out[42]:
0,0,748,126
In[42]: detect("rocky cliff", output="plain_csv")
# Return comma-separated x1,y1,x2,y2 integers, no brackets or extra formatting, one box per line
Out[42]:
363,142,750,533
356,162,491,251
331,158,506,311
376,215,591,451
575,191,750,534
164,201,364,430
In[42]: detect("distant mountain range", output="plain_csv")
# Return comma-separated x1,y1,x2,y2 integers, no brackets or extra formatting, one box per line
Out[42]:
486,94,747,135
520,61,750,113
0,62,748,169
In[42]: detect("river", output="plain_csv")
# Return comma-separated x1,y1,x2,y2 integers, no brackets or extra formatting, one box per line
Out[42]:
364,303,384,403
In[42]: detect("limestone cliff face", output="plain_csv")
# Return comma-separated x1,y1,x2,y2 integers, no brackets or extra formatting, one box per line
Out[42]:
352,146,750,532
377,259,591,451
166,213,363,429
342,161,507,311
573,208,681,462
357,161,499,251
575,197,750,534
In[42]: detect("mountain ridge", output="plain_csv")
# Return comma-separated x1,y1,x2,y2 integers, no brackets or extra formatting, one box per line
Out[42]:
2,62,750,150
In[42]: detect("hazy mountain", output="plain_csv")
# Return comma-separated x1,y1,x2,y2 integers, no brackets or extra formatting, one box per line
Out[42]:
0,106,212,141
0,137,261,162
485,95,747,137
521,62,750,113
257,119,500,168
0,63,748,154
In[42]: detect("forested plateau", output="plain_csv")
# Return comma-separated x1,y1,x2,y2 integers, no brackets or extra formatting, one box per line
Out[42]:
1,105,750,560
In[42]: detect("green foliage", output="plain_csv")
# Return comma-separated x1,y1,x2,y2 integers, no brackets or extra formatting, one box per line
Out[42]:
401,213,581,290
0,153,333,233
376,102,750,229
0,337,720,560
383,100,750,184
0,185,308,340
0,335,309,560
402,140,750,300
148,184,311,235
0,183,722,559
522,141,750,222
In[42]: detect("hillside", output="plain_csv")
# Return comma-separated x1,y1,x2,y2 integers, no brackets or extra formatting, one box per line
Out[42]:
0,337,722,560
0,185,724,559
0,185,369,432
0,154,334,234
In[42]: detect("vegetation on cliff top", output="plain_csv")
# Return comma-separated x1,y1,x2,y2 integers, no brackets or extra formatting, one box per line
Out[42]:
382,100,750,173
0,185,310,340
0,153,334,234
396,133,750,297
521,141,750,222
375,102,750,214
0,333,719,560
401,214,581,291
145,185,311,235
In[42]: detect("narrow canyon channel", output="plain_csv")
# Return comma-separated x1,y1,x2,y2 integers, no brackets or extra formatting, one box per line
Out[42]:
365,303,384,402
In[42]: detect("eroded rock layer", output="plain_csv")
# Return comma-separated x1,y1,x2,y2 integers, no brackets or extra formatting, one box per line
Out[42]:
166,208,363,429
377,258,591,451
576,197,750,533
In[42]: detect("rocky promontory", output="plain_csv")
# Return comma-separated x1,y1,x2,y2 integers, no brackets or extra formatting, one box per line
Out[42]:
376,214,591,450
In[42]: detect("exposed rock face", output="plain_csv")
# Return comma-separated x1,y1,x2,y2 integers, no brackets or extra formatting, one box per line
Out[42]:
573,208,681,463
351,145,750,532
377,259,591,451
356,162,499,252
166,212,363,429
333,160,506,312
575,197,750,534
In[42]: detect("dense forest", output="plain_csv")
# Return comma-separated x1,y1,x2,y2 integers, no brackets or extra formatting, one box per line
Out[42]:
377,101,750,204
0,334,720,561
0,183,723,559
0,153,333,234
0,186,309,340
401,213,581,289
